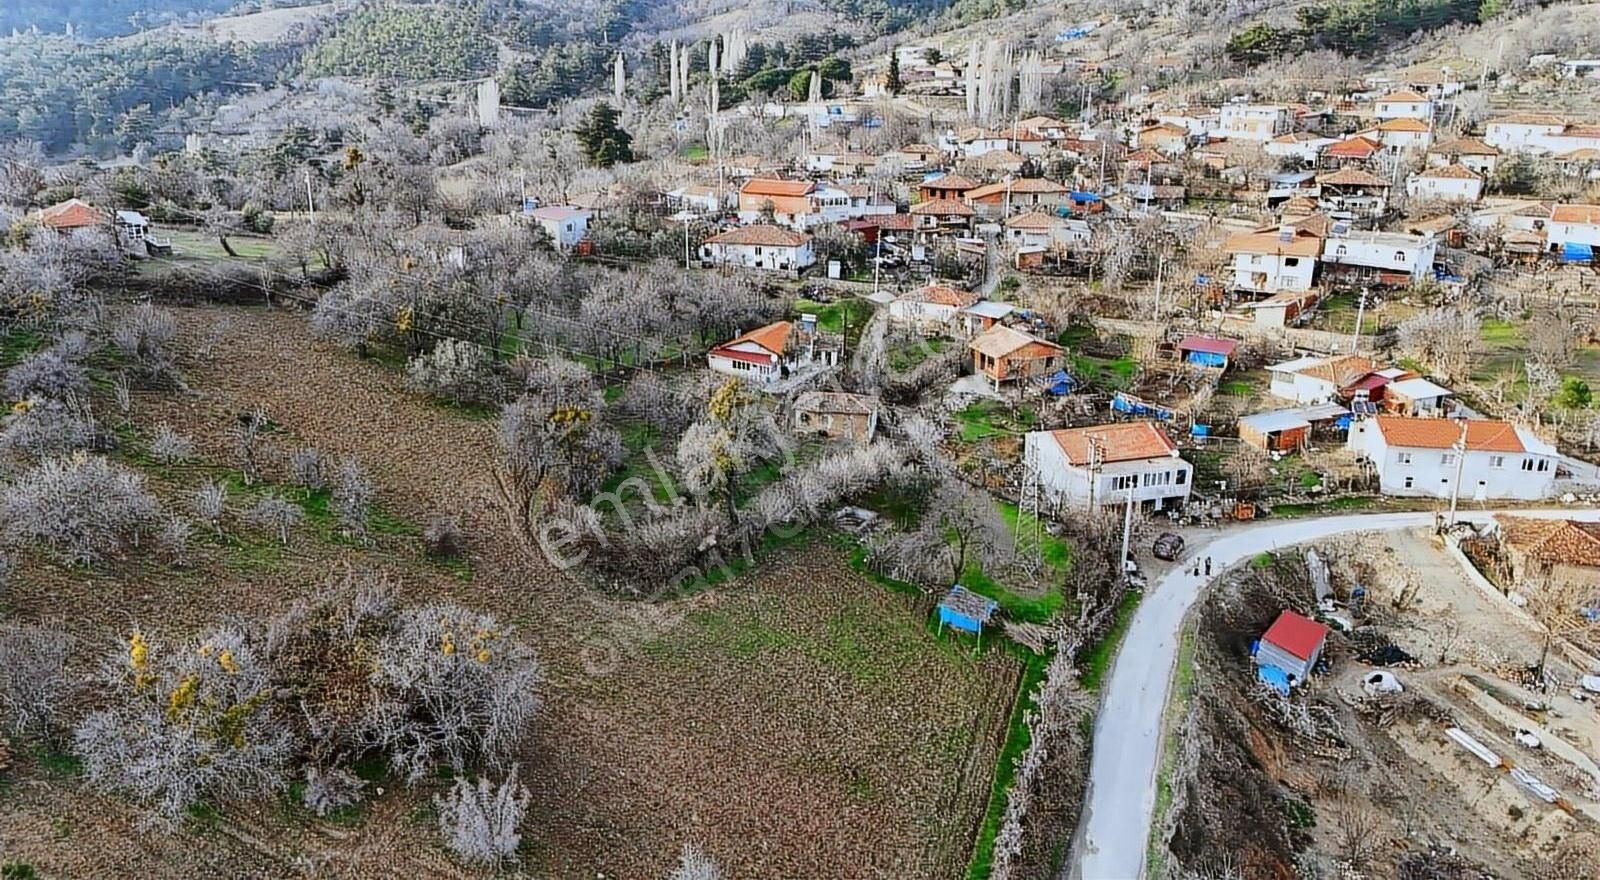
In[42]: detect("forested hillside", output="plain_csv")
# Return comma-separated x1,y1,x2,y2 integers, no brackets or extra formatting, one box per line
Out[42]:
300,5,496,79
0,0,322,39
0,36,289,152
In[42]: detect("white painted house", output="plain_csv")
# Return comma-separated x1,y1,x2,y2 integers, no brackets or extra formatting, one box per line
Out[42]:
699,225,816,273
526,206,592,250
1321,230,1437,285
1223,225,1322,294
1217,103,1294,142
1406,164,1483,203
1268,354,1377,404
1372,90,1433,121
1547,204,1600,251
1484,115,1600,155
1023,421,1192,510
707,320,794,384
1346,416,1558,501
888,283,976,330
1003,211,1090,251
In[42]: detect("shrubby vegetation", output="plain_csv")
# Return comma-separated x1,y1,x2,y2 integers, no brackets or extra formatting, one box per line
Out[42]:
301,5,496,80
1227,0,1490,63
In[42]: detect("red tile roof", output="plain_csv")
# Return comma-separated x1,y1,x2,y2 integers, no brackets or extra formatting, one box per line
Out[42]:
739,178,814,198
1496,515,1600,568
1178,335,1239,357
910,197,975,216
703,224,812,248
1552,204,1600,225
719,320,792,356
1047,421,1176,464
1262,610,1328,661
37,199,108,230
1317,167,1391,187
1324,137,1382,160
1374,416,1525,452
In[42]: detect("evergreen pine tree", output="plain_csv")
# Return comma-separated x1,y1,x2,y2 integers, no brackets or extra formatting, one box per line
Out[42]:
574,102,634,168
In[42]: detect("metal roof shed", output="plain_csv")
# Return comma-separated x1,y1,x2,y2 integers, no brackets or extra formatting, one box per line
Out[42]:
938,586,999,639
1254,610,1329,685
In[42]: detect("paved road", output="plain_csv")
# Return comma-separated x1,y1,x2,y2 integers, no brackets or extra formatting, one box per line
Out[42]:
1069,507,1600,880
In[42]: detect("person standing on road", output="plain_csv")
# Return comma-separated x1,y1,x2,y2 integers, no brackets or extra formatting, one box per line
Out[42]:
1204,557,1212,576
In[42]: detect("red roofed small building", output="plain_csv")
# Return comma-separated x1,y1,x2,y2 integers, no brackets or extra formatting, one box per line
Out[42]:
908,196,975,233
1022,420,1192,510
888,283,976,330
1177,335,1239,369
37,198,109,232
1256,610,1329,685
707,320,795,384
700,225,815,274
969,323,1063,391
1321,136,1383,167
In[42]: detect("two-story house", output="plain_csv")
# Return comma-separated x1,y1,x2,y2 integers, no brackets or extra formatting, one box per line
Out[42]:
1223,225,1323,294
1346,415,1557,501
1023,421,1193,510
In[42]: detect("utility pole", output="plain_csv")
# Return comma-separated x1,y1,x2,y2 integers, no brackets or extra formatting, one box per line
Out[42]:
1152,254,1165,319
1447,420,1468,527
305,168,316,224
1349,288,1368,352
1086,436,1103,509
1119,482,1135,573
683,217,691,270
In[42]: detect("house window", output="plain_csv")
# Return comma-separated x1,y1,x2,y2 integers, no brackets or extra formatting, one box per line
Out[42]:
1403,476,1414,489
1395,251,1407,262
755,246,764,255
1440,453,1456,466
1397,452,1413,464
1175,470,1187,484
1522,458,1535,471
1537,459,1551,472
1336,245,1347,256
1285,257,1300,266
1490,455,1505,468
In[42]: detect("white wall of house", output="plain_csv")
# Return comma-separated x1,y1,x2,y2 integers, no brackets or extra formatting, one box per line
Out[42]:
1265,138,1335,163
1346,422,1558,500
1374,98,1432,120
1406,174,1483,203
1322,235,1437,279
888,299,962,328
1485,121,1568,152
1548,219,1600,247
708,346,780,384
1024,433,1194,509
1229,251,1317,293
701,241,816,272
1218,104,1292,141
1268,370,1339,404
536,214,590,249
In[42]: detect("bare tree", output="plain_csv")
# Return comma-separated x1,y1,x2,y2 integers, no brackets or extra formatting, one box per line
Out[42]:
149,423,194,465
1524,578,1600,682
435,769,531,866
192,480,228,534
0,455,162,565
0,624,73,740
668,844,724,880
333,458,374,541
248,496,304,547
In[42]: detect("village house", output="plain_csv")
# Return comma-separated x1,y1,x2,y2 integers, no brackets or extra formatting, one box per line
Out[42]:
666,184,733,215
1237,404,1348,453
1003,211,1090,251
707,320,795,384
525,205,593,250
960,301,1014,336
1493,515,1600,591
792,391,880,443
1217,103,1294,141
700,225,816,274
1320,136,1384,168
1255,610,1328,690
1268,354,1378,404
1426,137,1500,175
1485,115,1600,155
736,178,817,228
893,143,945,171
1018,115,1073,140
1022,421,1192,510
919,173,980,202
1406,164,1483,204
969,323,1064,391
1367,117,1433,151
1321,229,1437,286
908,197,976,234
1239,289,1321,328
1223,224,1323,294
1266,132,1338,164
1382,376,1453,416
888,283,976,331
964,177,1070,217
1372,89,1433,121
1316,168,1392,222
1546,204,1600,260
1177,335,1238,369
1136,123,1190,154
36,198,158,255
1346,416,1558,500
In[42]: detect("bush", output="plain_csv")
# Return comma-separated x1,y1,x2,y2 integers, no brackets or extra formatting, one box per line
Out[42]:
290,447,327,490
423,515,467,559
0,396,98,458
0,455,161,565
3,343,89,400
406,339,503,406
192,479,227,532
246,496,303,546
332,458,373,539
0,624,72,739
302,765,365,817
435,769,530,866
111,302,179,385
669,845,724,880
74,625,296,821
149,423,194,465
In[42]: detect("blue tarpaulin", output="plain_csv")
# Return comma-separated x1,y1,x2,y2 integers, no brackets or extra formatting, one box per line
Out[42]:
1191,424,1210,437
1111,392,1174,421
1042,370,1077,395
1562,242,1595,263
1069,191,1102,203
1257,665,1292,695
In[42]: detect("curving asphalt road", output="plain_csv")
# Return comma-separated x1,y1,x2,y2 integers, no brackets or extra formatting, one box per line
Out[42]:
1069,507,1600,880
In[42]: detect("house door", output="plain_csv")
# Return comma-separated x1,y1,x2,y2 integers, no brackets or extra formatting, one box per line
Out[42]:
1473,480,1487,502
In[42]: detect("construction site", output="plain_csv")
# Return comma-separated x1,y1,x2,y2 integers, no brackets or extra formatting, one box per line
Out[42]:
1154,526,1600,879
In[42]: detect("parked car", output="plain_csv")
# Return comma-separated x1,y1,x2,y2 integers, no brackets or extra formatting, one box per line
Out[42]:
1153,532,1185,561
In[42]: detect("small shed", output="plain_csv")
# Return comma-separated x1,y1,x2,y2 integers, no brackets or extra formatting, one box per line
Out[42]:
1254,610,1329,686
1177,335,1239,369
938,585,999,636
1239,409,1313,452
